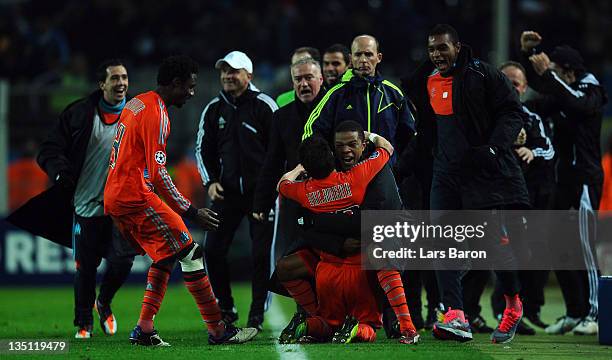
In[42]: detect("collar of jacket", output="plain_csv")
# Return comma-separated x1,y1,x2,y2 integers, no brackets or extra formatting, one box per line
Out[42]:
86,89,104,106
219,88,258,108
345,70,384,88
295,88,325,116
86,89,132,109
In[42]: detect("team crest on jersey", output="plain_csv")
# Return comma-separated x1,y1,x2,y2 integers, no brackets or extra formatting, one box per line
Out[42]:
155,151,167,165
218,116,226,129
180,231,190,244
368,150,381,160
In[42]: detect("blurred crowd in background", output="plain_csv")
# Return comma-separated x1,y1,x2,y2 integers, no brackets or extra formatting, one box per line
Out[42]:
1,0,611,211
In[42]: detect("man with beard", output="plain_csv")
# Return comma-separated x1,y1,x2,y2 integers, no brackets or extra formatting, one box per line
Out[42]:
195,51,278,331
322,43,350,87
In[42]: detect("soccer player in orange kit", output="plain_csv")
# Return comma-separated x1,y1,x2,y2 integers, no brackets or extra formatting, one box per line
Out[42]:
104,55,257,346
277,132,418,344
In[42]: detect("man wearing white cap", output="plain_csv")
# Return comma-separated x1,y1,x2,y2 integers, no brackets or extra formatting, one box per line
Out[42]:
195,51,278,331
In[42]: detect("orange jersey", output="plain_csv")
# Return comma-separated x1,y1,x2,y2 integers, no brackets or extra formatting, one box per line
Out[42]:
427,71,454,116
278,148,390,214
104,91,191,216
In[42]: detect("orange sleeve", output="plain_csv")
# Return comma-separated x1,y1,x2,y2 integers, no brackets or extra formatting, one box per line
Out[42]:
350,147,390,185
278,179,307,206
142,102,192,214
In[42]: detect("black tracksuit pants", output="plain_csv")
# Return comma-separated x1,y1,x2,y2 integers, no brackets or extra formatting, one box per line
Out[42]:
73,215,134,327
430,172,520,311
552,182,602,319
204,193,273,319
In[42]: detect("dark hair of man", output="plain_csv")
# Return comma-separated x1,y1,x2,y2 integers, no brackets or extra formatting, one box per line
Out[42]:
96,59,125,83
299,135,335,179
499,61,526,75
549,45,585,74
324,43,350,64
429,24,460,44
293,46,321,62
335,120,365,142
157,55,199,86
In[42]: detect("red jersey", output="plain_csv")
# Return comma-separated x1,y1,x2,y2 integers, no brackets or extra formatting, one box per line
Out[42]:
279,148,390,212
104,91,191,216
279,148,389,264
427,71,454,116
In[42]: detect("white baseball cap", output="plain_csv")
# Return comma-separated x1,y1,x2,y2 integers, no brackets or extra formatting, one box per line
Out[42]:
215,51,253,73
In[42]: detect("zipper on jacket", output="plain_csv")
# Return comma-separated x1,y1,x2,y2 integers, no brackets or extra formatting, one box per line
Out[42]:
366,83,371,132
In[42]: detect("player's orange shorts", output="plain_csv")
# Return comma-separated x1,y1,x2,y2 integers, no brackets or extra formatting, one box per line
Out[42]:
110,196,193,263
315,256,382,329
295,248,321,276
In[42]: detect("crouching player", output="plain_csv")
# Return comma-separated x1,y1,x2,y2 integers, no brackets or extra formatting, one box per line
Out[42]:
104,55,257,346
277,133,418,344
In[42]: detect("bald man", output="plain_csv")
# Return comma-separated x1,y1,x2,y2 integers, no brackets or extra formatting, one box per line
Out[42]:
302,35,415,165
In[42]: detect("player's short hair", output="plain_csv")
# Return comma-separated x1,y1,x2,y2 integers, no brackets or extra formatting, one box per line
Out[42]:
157,55,199,86
324,44,350,64
499,61,527,75
335,120,365,143
293,47,321,62
96,59,126,83
429,24,460,44
299,135,335,179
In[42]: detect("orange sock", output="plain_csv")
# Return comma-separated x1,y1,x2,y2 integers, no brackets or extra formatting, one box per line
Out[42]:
183,269,224,337
356,324,377,342
138,263,171,333
377,270,415,332
306,316,331,339
282,279,318,315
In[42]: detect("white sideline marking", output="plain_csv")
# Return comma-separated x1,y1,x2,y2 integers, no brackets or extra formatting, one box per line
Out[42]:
267,295,308,360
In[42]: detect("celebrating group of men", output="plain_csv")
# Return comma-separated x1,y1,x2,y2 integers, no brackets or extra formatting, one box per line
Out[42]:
12,22,607,347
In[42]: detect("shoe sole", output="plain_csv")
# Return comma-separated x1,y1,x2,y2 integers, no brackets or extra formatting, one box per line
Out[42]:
332,322,358,344
129,338,171,347
491,313,523,344
210,328,259,345
573,329,597,335
433,324,473,342
491,331,515,344
399,334,420,345
94,303,117,336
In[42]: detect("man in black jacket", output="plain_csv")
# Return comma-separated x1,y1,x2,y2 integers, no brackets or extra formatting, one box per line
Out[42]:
402,24,529,344
252,58,325,263
195,51,278,331
490,61,556,334
36,59,135,338
519,31,607,336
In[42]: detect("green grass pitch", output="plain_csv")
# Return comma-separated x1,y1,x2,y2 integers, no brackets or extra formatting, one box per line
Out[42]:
0,284,609,359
